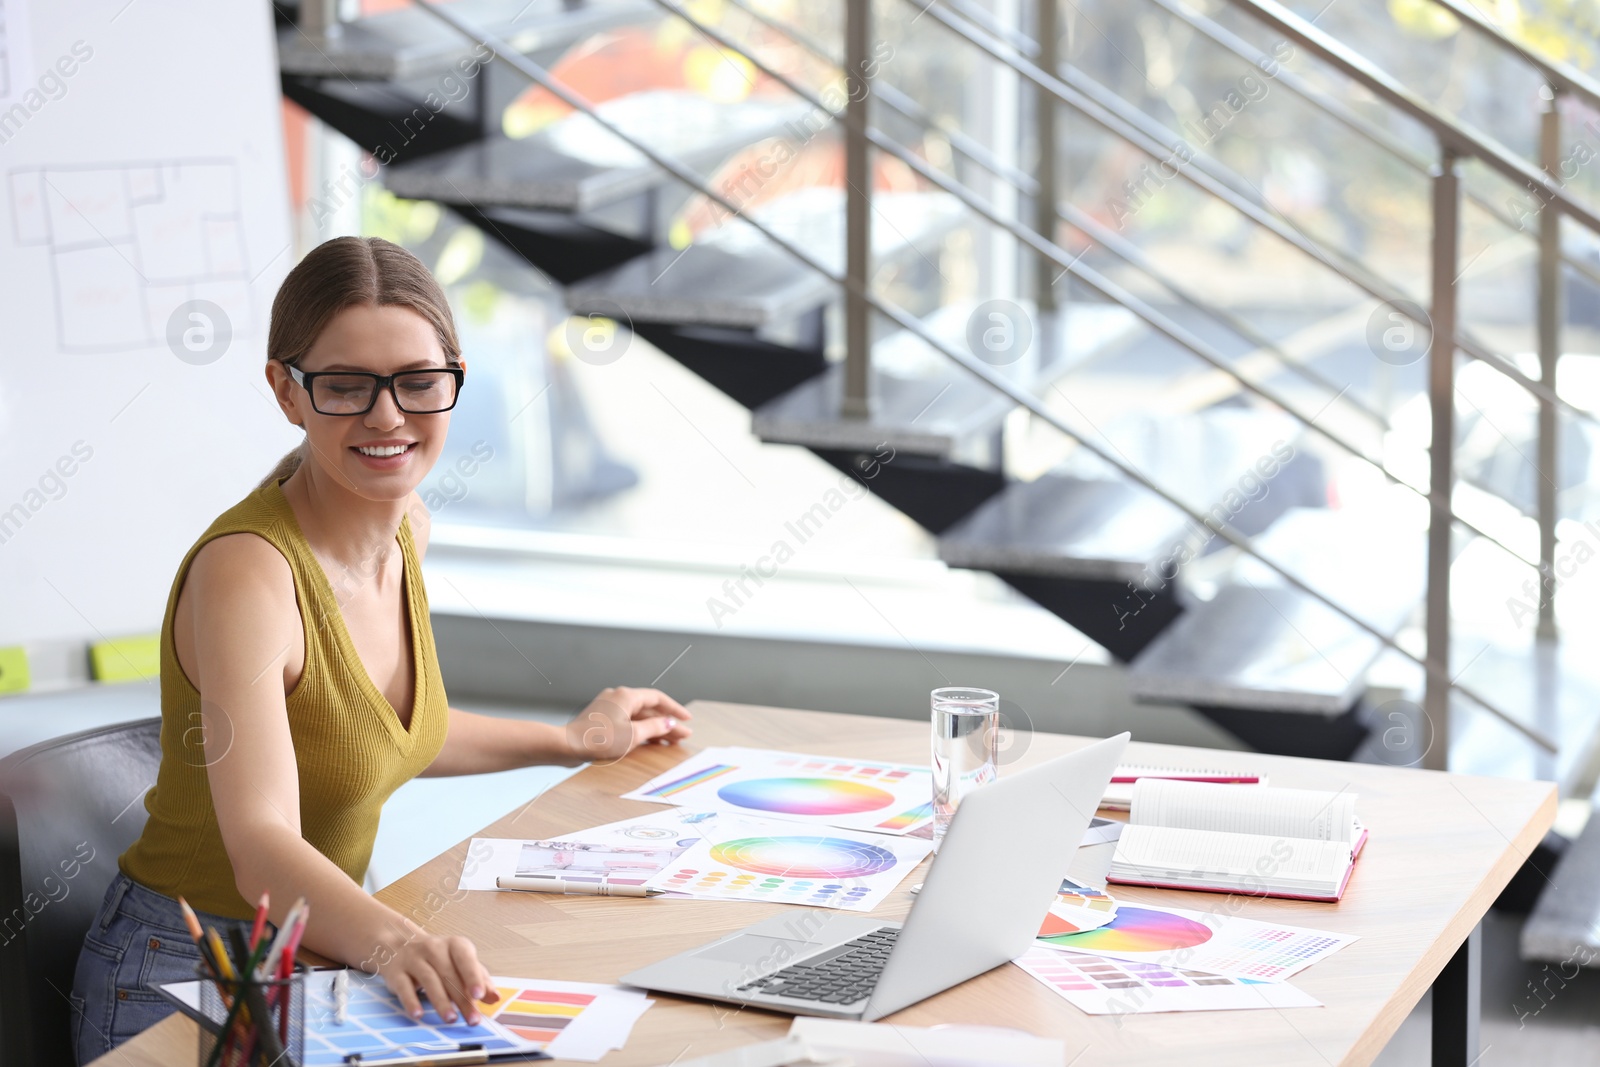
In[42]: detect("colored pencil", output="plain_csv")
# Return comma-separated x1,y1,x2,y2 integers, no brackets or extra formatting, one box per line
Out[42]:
248,892,269,951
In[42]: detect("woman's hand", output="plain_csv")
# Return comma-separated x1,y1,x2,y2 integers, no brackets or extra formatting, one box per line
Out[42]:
378,931,498,1024
565,686,693,764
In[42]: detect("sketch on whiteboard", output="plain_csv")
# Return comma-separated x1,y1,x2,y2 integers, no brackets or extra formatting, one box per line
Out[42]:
0,0,33,103
8,159,254,353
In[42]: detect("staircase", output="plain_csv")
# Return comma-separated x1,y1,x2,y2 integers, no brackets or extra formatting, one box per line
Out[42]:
273,0,1600,955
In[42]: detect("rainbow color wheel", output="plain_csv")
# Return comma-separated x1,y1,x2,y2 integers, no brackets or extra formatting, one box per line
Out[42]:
1038,906,1212,952
716,777,895,816
710,836,899,878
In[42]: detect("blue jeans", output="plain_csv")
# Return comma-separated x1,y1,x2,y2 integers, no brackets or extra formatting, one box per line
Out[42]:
69,871,245,1065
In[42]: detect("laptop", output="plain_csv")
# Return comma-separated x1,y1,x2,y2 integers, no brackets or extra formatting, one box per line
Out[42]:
621,732,1129,1020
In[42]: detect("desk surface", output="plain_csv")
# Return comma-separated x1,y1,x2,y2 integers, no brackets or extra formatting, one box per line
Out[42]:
100,700,1555,1067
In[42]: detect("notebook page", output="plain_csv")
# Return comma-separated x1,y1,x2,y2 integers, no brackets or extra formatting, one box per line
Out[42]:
1113,825,1351,886
1130,778,1359,843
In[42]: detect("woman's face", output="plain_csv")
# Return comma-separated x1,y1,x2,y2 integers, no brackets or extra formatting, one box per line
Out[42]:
270,303,460,502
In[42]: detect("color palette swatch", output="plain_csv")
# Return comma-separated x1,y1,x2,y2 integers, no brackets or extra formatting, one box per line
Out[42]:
710,835,900,878
1037,878,1119,938
717,777,895,816
648,814,931,910
1041,905,1212,953
1014,947,1321,1015
1033,902,1356,983
296,971,543,1066
624,747,935,835
473,977,654,1061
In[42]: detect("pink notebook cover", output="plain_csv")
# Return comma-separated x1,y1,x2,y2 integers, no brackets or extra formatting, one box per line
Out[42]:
1107,827,1368,903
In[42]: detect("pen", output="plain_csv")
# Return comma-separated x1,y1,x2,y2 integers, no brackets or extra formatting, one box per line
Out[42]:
496,875,664,898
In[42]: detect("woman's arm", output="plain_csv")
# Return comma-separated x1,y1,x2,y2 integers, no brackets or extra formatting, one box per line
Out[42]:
186,534,493,1024
421,688,694,776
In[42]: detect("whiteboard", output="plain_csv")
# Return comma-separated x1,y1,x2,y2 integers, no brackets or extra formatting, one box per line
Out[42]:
0,0,296,647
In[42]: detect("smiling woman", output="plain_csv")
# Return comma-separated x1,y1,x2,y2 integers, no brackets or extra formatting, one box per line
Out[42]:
67,237,694,1065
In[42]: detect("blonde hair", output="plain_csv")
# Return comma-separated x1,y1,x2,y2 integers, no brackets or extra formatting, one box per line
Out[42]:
259,236,461,489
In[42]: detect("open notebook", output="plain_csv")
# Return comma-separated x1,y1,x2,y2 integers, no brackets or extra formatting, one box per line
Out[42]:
1107,778,1368,902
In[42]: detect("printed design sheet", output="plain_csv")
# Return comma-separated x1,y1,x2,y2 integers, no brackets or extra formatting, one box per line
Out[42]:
1031,902,1356,982
459,809,724,892
1014,948,1322,1015
623,746,934,835
645,813,932,910
1037,878,1119,938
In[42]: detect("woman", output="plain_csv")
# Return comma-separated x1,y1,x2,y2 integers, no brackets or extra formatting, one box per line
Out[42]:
69,236,691,1064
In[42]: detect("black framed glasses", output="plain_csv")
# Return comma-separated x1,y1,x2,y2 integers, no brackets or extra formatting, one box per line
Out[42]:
288,365,464,416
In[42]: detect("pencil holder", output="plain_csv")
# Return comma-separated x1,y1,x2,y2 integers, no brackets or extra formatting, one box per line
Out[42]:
196,967,307,1067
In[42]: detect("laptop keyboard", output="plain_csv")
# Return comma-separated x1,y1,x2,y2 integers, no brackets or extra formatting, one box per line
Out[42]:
736,927,900,1005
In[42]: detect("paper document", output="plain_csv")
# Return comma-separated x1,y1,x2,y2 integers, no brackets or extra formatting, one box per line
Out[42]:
623,746,935,835
645,813,932,910
1014,947,1321,1014
1032,900,1356,982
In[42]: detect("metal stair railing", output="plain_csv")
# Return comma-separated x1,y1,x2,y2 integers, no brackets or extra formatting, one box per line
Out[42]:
652,0,1532,568
910,0,1600,427
719,0,1040,199
716,0,1391,431
1425,0,1600,116
1147,0,1600,295
905,0,1600,770
404,0,1556,757
1210,0,1600,675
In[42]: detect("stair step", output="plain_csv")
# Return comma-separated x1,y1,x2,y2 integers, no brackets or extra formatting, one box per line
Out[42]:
384,90,814,213
751,298,1137,460
278,0,652,80
1127,504,1423,714
752,361,1014,461
938,475,1191,582
1522,804,1600,964
565,188,965,329
1128,583,1389,714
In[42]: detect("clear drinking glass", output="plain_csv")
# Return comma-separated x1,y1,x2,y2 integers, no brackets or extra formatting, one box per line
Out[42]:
930,687,999,852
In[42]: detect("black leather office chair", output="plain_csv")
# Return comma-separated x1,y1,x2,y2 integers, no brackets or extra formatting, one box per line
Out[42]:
0,717,163,1067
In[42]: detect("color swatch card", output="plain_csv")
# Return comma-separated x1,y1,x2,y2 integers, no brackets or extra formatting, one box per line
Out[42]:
623,746,935,835
1014,947,1321,1015
1033,902,1356,982
459,809,725,891
1037,878,1119,938
645,814,932,910
474,977,653,1061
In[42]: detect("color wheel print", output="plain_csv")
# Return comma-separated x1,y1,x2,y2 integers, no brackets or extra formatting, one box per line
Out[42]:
710,836,899,878
716,777,895,816
1039,906,1213,952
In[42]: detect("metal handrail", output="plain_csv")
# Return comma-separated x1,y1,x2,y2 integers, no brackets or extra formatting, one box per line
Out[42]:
719,0,1040,196
1426,0,1600,115
913,0,1600,434
717,0,1389,424
1148,0,1600,294
1218,0,1600,233
407,0,1556,753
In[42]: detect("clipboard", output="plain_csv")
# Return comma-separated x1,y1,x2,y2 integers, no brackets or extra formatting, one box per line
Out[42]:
155,969,552,1065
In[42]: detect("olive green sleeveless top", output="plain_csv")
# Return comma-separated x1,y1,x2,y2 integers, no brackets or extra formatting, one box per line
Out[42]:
120,480,449,920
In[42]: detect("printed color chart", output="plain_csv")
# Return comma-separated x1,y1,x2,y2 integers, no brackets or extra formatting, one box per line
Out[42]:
648,815,931,910
1033,902,1356,982
1014,948,1322,1014
1037,878,1119,938
623,746,935,835
298,971,541,1066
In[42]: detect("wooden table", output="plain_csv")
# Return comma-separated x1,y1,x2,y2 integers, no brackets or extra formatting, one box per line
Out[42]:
99,701,1555,1067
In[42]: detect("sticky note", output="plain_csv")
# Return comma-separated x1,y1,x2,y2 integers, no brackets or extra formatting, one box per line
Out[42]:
91,634,160,683
0,647,29,695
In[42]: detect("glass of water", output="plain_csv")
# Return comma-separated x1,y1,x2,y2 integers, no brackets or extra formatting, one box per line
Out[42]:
930,687,999,852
